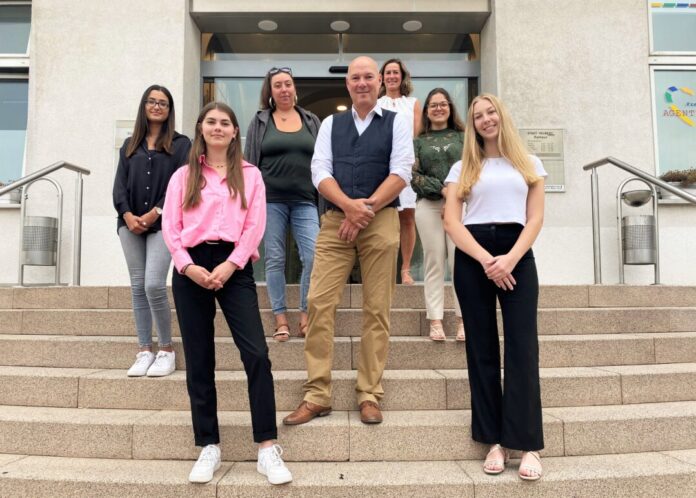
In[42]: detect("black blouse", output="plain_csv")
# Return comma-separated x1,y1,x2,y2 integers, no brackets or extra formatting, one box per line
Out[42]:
112,132,191,233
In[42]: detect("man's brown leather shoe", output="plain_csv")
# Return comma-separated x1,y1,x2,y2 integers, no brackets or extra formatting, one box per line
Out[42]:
359,400,383,424
282,401,332,426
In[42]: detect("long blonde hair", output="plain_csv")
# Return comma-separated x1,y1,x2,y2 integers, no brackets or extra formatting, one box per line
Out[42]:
183,102,246,210
456,93,540,200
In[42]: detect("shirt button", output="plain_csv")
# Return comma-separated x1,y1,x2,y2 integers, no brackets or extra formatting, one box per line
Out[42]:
147,171,151,175
146,186,150,190
144,202,148,206
148,157,151,161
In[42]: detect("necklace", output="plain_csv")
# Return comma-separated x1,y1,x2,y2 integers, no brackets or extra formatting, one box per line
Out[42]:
275,110,294,122
210,163,226,169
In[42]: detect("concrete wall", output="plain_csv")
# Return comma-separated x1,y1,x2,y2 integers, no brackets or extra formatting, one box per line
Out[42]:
486,0,695,284
1,0,201,285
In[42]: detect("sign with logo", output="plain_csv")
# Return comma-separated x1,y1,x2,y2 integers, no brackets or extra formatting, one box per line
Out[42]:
519,129,565,192
653,69,696,174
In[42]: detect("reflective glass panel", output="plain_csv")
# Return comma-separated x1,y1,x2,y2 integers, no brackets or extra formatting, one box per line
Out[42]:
0,79,28,183
651,5,696,53
0,5,31,54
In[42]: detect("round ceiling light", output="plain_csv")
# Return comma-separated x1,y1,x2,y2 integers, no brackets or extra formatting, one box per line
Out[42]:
330,20,350,32
336,104,348,111
402,20,422,32
258,20,278,31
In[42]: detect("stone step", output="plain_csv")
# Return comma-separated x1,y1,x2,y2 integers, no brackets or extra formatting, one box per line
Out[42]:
2,452,696,497
2,284,695,310
2,333,695,370
8,364,694,411
1,402,696,461
1,306,694,337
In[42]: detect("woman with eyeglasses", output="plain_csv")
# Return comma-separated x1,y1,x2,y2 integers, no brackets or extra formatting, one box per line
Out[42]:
245,66,322,341
113,84,191,378
443,94,546,481
412,88,466,342
162,101,292,485
377,58,421,285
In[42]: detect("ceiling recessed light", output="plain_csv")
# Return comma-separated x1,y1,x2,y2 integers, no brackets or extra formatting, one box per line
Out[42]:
258,20,278,31
402,20,422,32
330,20,350,32
337,104,348,111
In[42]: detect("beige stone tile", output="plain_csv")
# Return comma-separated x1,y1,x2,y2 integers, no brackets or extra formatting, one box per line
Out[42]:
218,461,474,497
655,332,696,363
0,455,223,497
376,337,468,370
599,363,696,404
547,401,696,455
670,308,696,332
0,366,97,407
0,288,13,309
0,454,26,467
12,286,109,309
20,309,133,335
457,451,696,497
132,410,349,461
589,285,696,308
538,285,589,308
0,310,22,333
539,334,655,367
553,308,673,334
663,449,696,467
0,406,155,458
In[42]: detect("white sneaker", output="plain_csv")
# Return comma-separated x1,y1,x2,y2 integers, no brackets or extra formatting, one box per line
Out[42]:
127,351,155,377
189,444,221,483
257,444,293,485
146,350,176,377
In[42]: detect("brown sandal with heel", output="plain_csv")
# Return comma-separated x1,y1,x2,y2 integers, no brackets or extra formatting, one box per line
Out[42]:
273,324,290,342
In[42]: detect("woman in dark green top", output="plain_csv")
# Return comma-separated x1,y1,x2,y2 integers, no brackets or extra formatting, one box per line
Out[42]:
412,88,466,342
245,67,321,341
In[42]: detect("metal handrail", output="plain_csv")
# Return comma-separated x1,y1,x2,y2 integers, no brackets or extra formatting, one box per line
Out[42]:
583,156,696,284
0,161,91,286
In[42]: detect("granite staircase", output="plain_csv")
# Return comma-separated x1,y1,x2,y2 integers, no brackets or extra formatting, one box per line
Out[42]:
0,284,695,497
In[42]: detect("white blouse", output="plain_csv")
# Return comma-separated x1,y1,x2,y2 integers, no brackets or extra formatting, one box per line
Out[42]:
444,155,547,226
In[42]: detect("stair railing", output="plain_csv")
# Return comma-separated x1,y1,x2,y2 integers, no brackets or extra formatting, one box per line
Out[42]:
583,156,696,284
0,161,91,285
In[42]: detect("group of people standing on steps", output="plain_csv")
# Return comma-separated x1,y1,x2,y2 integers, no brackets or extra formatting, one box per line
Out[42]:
112,55,546,486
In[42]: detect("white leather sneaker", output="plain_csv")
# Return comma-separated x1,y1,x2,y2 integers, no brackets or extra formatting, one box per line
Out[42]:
257,444,292,485
146,350,176,377
189,444,221,483
127,351,155,377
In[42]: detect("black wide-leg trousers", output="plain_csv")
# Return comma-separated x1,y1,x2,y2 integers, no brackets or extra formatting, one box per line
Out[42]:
453,223,544,451
172,241,277,446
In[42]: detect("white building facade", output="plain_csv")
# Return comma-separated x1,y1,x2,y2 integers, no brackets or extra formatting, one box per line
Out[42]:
1,0,694,286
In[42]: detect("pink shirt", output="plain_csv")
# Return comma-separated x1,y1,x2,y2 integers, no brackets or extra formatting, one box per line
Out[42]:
162,156,266,273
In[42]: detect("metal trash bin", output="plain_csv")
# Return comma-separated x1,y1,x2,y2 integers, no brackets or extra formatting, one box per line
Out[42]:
22,216,58,266
621,215,656,265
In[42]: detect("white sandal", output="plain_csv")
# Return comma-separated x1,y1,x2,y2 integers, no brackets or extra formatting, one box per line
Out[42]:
518,451,542,481
483,444,509,475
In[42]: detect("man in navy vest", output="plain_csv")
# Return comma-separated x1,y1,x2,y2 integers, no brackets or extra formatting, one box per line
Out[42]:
283,56,414,426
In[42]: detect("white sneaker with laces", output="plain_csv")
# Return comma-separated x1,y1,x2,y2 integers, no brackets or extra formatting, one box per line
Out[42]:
189,444,221,483
257,444,293,485
127,351,155,377
146,350,176,377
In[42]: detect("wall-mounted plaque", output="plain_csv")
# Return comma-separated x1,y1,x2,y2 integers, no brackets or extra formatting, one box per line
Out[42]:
520,128,565,192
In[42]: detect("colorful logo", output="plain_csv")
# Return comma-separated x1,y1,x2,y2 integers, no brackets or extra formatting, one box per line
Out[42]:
664,86,695,127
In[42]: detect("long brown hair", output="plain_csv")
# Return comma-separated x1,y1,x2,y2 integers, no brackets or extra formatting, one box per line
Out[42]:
456,93,540,200
419,87,465,136
378,58,413,97
260,67,295,110
183,102,246,210
126,85,175,157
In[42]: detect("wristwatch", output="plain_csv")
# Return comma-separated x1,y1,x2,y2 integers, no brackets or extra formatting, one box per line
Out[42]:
155,207,163,215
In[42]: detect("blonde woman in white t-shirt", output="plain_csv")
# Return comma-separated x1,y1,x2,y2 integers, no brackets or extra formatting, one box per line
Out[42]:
443,93,546,481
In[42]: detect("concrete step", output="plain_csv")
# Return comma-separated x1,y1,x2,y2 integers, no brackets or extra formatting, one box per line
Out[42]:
2,333,696,370
8,364,694,411
2,452,696,497
1,402,696,461
1,306,694,337
2,284,695,310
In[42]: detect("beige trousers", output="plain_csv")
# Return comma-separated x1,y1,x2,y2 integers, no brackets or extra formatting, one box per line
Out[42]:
302,208,400,407
414,198,462,320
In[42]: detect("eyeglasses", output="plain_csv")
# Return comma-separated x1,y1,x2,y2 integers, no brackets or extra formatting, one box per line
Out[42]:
428,102,450,110
268,66,293,76
144,99,170,109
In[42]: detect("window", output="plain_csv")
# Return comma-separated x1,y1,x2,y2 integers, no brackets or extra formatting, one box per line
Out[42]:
0,2,30,184
0,3,31,55
650,3,696,54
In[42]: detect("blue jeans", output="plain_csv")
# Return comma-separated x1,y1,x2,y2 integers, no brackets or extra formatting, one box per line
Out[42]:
264,202,320,314
118,227,172,348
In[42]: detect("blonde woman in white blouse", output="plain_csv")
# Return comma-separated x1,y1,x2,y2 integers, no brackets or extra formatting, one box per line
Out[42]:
443,94,546,481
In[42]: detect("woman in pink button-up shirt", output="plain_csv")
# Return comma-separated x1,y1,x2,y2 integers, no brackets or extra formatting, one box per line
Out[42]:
162,102,292,486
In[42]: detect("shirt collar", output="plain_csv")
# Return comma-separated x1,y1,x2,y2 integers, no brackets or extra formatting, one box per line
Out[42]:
351,103,382,121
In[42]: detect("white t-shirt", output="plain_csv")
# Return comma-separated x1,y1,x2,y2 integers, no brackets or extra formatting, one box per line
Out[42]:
444,155,547,226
